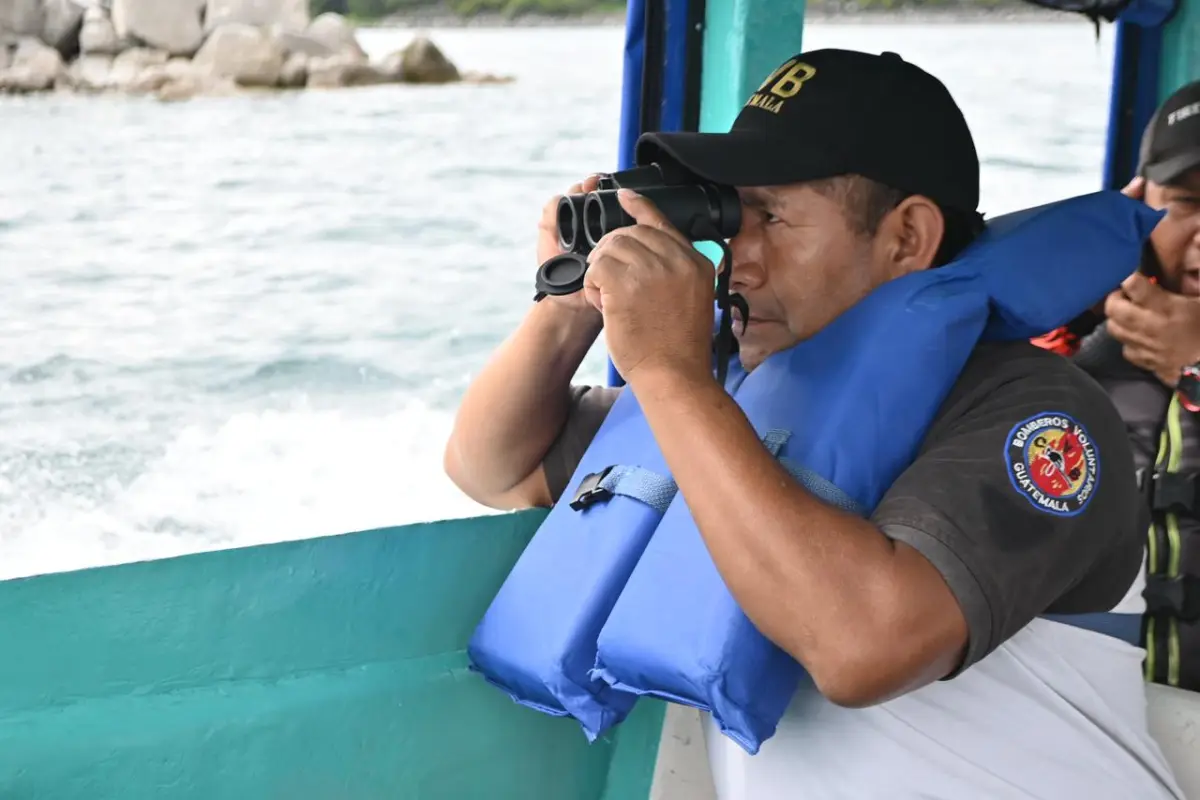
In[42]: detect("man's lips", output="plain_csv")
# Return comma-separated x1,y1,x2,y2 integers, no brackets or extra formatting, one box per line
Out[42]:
730,315,772,335
732,313,769,325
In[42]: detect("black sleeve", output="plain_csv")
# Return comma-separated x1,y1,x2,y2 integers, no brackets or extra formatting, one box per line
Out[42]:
542,385,622,503
872,354,1144,676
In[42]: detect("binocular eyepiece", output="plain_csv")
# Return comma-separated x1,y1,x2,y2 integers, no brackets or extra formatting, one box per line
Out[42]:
535,162,742,300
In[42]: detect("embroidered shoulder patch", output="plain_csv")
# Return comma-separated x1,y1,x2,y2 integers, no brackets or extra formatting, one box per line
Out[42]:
1004,412,1099,517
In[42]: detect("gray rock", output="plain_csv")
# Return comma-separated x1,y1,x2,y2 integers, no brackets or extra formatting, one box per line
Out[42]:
274,30,334,59
111,0,205,57
193,22,284,88
107,45,166,88
303,13,364,61
0,0,44,38
396,35,459,84
116,56,229,100
379,49,404,82
461,70,515,85
305,53,389,89
0,37,64,92
64,52,112,90
125,62,171,93
78,6,120,54
163,55,194,80
155,72,235,102
277,50,306,87
204,0,308,32
42,0,86,56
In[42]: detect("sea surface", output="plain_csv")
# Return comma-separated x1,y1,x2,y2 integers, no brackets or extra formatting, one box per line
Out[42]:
1,20,1116,579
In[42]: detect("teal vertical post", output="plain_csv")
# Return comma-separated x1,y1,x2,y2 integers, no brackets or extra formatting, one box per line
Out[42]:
699,0,808,133
1159,0,1200,101
694,0,806,267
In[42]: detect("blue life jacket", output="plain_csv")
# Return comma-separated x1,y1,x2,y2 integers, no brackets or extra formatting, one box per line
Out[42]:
467,191,1162,750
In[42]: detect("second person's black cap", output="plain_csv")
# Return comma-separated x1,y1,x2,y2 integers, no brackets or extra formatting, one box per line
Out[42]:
1138,80,1200,186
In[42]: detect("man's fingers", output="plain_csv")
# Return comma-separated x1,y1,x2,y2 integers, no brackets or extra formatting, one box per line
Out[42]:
1122,175,1146,201
590,225,692,269
1120,272,1156,305
1121,271,1173,313
582,282,604,313
539,197,561,236
583,252,633,305
1120,343,1165,375
588,229,667,272
563,174,599,200
1121,343,1149,366
616,189,692,245
616,188,665,223
560,174,600,201
1105,289,1164,347
1107,315,1159,351
1106,287,1161,331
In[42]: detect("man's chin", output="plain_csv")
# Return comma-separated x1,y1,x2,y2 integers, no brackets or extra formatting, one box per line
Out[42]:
734,340,777,372
734,329,802,372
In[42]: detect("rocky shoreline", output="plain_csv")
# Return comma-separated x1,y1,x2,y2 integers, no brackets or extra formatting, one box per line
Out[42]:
0,0,511,102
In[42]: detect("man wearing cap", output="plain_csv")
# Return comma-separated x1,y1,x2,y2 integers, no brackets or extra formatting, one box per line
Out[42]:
445,49,1183,797
1036,81,1200,700
1036,80,1200,371
1089,80,1200,385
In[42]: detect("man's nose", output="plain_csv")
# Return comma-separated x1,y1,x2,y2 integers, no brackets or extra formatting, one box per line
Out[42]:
728,232,766,292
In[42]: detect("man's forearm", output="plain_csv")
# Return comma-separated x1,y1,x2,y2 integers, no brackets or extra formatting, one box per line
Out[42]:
445,300,603,508
629,367,966,706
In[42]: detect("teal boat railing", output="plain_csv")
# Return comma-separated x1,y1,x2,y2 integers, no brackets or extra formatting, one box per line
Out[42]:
0,510,666,799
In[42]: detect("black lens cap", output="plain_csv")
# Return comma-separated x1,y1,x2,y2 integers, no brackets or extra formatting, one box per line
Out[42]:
534,253,589,297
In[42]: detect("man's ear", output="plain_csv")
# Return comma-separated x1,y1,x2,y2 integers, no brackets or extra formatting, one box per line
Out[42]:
875,195,944,279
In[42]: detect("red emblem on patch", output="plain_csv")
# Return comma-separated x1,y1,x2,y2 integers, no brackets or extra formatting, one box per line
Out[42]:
1005,412,1099,517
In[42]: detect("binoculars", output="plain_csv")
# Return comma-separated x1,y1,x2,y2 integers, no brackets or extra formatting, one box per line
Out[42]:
557,162,742,255
534,162,743,299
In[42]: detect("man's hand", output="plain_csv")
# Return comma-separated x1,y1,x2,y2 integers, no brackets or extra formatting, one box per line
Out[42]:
583,189,717,386
1105,272,1200,386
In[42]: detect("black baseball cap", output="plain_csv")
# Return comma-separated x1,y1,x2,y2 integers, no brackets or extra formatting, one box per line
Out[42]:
635,49,980,212
1138,80,1200,185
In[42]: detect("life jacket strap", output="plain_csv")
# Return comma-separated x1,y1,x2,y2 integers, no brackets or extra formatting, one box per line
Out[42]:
569,465,677,513
1137,467,1200,516
760,428,869,516
779,458,868,516
1144,574,1200,623
568,429,803,514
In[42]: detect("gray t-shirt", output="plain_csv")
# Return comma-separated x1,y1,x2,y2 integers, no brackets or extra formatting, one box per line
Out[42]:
542,340,1184,798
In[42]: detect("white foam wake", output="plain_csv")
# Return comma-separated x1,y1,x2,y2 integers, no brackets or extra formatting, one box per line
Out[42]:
0,399,496,580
